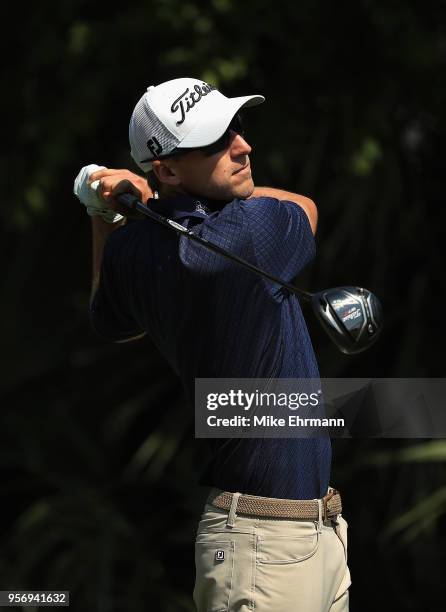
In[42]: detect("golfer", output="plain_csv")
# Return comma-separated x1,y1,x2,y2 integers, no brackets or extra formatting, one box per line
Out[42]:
74,77,351,611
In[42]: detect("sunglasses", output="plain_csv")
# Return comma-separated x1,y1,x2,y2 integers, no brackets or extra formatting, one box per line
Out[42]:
159,113,245,160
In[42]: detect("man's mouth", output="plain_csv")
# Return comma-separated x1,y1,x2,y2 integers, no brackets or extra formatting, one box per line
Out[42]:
233,163,250,175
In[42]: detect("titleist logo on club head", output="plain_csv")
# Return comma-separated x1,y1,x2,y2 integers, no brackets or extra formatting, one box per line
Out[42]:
171,82,217,126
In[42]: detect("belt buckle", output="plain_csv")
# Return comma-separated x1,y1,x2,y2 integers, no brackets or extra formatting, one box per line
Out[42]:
322,488,337,520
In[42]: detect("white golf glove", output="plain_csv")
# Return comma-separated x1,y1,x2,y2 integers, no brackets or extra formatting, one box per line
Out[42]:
73,164,124,224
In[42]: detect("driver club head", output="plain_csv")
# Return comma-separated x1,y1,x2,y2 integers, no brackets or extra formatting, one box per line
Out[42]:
311,286,383,354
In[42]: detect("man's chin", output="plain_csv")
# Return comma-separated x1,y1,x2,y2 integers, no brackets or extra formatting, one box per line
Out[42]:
232,178,255,200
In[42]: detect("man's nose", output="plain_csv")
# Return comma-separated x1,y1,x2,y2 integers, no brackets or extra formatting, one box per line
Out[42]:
229,130,252,156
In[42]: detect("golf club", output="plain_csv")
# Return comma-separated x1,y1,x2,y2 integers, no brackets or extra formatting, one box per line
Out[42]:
116,193,383,354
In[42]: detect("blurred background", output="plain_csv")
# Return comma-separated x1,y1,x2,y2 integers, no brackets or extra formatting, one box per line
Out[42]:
1,0,445,610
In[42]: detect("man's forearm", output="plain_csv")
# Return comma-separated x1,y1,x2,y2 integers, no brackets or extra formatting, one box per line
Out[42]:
250,187,318,234
86,170,153,303
91,217,125,303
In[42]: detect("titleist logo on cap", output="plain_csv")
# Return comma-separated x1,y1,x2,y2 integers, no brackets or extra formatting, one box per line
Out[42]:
171,82,217,126
129,77,264,172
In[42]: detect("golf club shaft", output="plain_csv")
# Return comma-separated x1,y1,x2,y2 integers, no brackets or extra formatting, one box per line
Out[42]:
117,193,312,301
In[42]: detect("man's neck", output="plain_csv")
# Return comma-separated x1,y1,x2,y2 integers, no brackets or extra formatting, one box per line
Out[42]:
157,186,231,211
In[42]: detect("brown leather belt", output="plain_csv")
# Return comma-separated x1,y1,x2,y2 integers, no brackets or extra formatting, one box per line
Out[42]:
208,488,342,521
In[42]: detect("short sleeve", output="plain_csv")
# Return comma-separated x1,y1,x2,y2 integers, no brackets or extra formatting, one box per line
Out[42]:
178,203,254,276
242,197,315,282
90,237,144,342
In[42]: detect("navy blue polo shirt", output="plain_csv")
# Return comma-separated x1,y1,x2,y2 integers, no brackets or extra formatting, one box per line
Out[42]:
91,194,331,499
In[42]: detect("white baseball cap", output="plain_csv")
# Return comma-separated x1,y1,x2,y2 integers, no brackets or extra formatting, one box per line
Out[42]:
129,77,265,172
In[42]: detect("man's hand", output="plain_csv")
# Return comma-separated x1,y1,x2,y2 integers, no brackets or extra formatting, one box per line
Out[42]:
74,165,152,222
73,164,124,223
88,168,153,219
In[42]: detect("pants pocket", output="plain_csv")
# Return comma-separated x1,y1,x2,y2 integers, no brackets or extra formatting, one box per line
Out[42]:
256,528,319,565
193,538,235,612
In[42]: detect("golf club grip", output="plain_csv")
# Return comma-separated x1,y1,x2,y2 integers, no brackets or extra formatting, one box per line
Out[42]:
116,193,312,301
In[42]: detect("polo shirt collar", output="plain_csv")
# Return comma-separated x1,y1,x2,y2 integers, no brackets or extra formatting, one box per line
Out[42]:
148,195,229,220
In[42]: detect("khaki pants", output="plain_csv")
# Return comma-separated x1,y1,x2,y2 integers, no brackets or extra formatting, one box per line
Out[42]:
193,488,351,612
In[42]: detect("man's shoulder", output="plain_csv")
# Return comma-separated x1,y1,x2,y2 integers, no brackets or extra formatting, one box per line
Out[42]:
213,195,282,219
221,196,310,231
222,195,279,208
105,218,150,249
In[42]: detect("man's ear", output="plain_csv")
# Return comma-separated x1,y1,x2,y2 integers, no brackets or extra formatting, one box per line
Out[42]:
152,160,181,186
